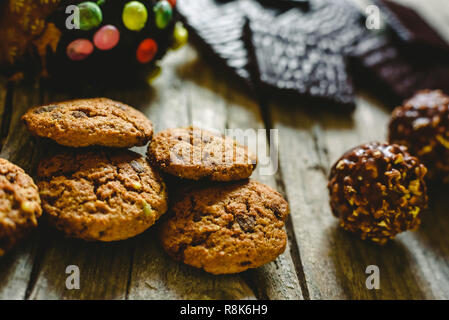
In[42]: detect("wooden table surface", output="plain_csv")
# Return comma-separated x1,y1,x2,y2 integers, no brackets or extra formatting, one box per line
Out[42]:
1,43,449,300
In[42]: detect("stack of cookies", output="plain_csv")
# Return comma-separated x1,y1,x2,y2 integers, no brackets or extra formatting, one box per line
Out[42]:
21,98,168,242
149,127,289,274
1,98,291,275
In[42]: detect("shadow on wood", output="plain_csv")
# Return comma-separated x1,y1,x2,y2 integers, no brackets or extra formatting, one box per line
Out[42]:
328,224,428,299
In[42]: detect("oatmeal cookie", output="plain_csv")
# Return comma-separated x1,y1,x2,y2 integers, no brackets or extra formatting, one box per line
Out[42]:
22,98,153,148
0,158,42,256
159,180,288,274
148,127,257,181
37,149,167,241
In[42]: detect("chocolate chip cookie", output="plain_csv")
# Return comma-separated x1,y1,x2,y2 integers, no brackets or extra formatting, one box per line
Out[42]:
0,158,42,256
37,149,167,241
159,180,288,274
22,98,153,148
148,127,257,181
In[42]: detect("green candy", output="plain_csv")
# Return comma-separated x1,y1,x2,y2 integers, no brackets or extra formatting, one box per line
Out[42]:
154,1,173,29
78,1,103,31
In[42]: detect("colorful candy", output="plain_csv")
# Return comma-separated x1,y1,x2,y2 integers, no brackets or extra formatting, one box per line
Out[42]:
166,0,177,8
66,39,94,61
172,22,188,49
122,1,148,31
136,38,158,63
154,1,173,29
147,65,162,83
94,25,120,50
78,2,103,31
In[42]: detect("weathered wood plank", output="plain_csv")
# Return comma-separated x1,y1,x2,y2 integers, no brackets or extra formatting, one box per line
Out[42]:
0,80,42,171
269,91,449,299
409,188,449,300
29,237,135,300
0,80,42,300
127,46,256,300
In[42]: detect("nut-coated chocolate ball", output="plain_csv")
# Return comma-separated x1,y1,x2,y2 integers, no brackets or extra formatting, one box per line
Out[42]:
389,90,449,182
328,142,428,245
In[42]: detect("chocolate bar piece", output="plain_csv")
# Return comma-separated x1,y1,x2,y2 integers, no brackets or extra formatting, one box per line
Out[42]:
179,0,368,111
350,33,449,103
245,0,368,110
177,0,258,86
179,0,449,110
257,0,310,9
350,1,449,103
177,0,296,86
375,0,449,52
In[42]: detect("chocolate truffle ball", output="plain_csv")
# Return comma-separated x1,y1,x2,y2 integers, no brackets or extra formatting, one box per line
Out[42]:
328,142,428,245
389,90,449,182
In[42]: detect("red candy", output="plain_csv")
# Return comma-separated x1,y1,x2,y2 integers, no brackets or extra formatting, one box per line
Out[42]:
166,0,176,7
66,39,94,61
93,25,120,50
136,38,158,64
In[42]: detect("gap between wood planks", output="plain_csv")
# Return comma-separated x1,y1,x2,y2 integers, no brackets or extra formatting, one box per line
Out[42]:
23,79,51,301
255,97,311,300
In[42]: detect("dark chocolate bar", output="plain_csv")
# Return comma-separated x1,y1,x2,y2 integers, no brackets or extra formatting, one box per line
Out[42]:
179,0,367,111
177,0,258,86
246,0,368,110
375,0,449,52
179,0,449,110
350,32,449,103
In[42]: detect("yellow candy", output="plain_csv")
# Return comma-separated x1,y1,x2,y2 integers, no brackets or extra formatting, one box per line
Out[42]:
172,22,188,50
147,65,162,84
122,1,148,31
